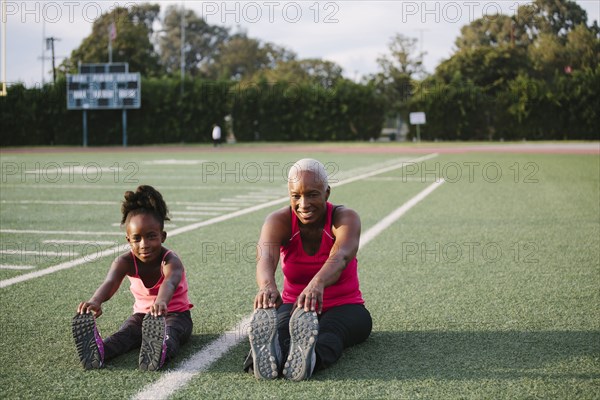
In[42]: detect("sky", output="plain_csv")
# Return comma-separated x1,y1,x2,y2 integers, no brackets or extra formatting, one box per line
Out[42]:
1,0,599,87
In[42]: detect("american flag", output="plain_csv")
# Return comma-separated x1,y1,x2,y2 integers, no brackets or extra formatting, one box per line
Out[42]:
109,22,117,41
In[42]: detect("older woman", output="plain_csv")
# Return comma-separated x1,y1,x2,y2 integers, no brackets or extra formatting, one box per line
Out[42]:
245,158,372,381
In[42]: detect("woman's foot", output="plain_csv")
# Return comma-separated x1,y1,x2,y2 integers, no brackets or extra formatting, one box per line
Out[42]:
283,308,318,381
248,308,281,379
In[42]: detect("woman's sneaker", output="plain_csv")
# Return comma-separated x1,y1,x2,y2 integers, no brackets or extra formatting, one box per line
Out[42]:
248,308,281,379
283,308,318,381
139,314,167,371
72,313,104,370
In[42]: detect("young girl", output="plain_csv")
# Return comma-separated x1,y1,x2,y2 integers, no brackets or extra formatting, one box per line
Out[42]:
72,185,193,371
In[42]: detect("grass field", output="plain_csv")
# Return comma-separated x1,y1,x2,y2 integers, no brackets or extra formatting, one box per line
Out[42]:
0,143,598,399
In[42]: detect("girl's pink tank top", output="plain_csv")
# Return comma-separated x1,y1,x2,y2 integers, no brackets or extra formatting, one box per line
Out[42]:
128,249,193,314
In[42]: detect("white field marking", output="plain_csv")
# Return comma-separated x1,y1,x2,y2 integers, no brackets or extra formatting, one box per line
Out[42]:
170,211,222,216
131,163,444,400
234,194,278,199
0,200,117,206
0,265,36,270
0,229,122,236
219,199,258,204
185,206,240,211
359,179,446,247
0,184,247,190
0,250,79,257
169,218,201,222
0,154,437,290
173,201,247,207
24,165,124,174
0,243,130,288
329,153,438,188
110,223,176,228
366,176,435,182
132,315,253,400
141,159,206,165
42,239,116,245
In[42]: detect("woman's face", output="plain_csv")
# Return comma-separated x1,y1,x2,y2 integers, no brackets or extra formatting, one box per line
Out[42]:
288,171,330,226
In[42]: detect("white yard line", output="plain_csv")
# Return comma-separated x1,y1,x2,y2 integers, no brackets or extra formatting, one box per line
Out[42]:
173,201,247,207
170,211,222,216
360,179,446,246
219,199,260,204
42,239,117,245
132,316,253,400
1,200,117,205
185,206,240,211
0,265,36,270
0,229,122,236
0,250,79,257
0,184,249,190
0,243,131,288
0,154,437,291
132,174,445,400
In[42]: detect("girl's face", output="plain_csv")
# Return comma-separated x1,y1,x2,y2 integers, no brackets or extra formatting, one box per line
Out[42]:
126,213,166,263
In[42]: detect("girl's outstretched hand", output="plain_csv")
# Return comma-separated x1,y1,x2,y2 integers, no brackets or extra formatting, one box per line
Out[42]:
77,301,102,317
151,301,168,317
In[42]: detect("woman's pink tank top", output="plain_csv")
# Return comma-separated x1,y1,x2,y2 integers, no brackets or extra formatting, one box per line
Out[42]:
280,202,364,312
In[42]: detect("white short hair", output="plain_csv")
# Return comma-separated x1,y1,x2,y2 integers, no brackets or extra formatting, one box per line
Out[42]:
287,158,328,189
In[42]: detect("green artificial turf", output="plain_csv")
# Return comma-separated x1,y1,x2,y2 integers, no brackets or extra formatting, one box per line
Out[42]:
0,145,598,399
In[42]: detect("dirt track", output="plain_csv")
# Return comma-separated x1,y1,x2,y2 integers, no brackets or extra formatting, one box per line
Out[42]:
1,142,598,155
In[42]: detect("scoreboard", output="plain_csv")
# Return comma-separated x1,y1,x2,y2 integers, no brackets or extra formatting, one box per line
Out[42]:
66,63,141,110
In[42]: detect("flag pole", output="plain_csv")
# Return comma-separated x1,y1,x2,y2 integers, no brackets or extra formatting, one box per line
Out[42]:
108,22,114,63
1,0,7,96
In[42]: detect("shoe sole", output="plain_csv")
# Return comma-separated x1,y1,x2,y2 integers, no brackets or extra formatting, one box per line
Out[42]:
283,308,318,381
72,313,104,370
139,314,167,371
249,308,280,379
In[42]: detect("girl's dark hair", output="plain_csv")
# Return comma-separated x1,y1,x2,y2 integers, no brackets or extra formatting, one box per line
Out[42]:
121,185,170,228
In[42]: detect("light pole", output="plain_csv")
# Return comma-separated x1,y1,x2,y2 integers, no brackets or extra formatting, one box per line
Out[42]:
46,37,60,84
180,3,185,97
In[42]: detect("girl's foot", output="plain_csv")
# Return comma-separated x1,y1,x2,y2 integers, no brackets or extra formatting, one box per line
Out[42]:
139,314,167,371
72,313,105,370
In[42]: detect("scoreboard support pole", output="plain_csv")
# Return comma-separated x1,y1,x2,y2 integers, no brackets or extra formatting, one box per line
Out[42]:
83,110,88,147
122,109,127,147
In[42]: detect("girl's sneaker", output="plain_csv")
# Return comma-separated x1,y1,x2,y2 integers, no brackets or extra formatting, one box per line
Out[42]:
72,313,105,370
139,314,167,371
283,308,319,381
248,308,281,379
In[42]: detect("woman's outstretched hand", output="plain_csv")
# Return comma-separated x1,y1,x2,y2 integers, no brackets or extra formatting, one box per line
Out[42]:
254,285,282,309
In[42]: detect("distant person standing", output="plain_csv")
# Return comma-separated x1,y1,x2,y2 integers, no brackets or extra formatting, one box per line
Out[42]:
212,123,221,147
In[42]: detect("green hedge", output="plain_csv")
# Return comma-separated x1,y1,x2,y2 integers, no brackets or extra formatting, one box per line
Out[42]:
410,66,600,141
230,79,384,141
1,78,385,146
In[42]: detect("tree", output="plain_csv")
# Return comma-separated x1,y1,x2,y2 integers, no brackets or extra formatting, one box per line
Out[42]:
455,14,531,50
369,34,424,114
60,5,162,77
210,33,296,81
565,24,600,70
437,45,530,89
517,0,590,40
158,5,229,77
257,58,343,88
